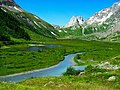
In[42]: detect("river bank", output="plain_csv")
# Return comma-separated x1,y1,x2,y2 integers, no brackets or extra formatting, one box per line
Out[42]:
0,53,85,82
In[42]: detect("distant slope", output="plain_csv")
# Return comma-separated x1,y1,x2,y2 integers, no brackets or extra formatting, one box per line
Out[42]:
0,0,58,42
65,16,83,29
84,2,120,25
81,1,120,41
57,1,120,41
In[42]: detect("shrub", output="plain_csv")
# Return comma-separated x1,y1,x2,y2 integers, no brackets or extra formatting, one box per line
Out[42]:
63,67,80,76
85,65,106,73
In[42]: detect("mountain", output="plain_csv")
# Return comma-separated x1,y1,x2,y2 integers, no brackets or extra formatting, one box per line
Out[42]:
0,6,30,41
65,16,84,29
54,16,83,38
85,1,120,25
58,1,120,41
0,0,57,42
1,0,120,42
94,6,120,41
0,0,23,12
79,1,120,42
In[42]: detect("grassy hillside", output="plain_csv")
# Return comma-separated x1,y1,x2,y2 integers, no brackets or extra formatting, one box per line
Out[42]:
0,5,59,43
56,26,82,38
14,12,58,38
0,8,30,41
22,27,54,42
0,6,59,48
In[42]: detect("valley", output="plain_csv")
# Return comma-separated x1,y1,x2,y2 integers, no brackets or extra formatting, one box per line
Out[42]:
0,39,120,90
0,0,120,90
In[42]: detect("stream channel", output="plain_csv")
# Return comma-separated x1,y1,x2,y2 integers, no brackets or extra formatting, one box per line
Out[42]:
0,44,86,82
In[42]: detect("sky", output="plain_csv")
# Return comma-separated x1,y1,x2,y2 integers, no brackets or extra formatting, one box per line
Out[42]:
14,0,119,26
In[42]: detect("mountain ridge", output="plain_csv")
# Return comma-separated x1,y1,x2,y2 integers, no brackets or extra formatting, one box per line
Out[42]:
57,1,120,42
0,0,120,42
84,1,120,25
0,0,58,42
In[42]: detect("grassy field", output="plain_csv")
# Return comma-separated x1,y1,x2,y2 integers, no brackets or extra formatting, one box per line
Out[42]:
0,39,120,90
0,40,120,76
73,41,120,66
0,48,64,76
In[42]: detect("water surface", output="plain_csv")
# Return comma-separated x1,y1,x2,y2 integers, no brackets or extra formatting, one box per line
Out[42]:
26,44,62,51
0,53,85,82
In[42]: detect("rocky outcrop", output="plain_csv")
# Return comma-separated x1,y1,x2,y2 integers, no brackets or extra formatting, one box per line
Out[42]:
81,1,120,41
0,0,23,12
65,16,84,28
108,76,116,81
85,1,120,25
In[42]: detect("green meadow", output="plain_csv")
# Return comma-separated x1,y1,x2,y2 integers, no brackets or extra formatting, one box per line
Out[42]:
0,39,120,90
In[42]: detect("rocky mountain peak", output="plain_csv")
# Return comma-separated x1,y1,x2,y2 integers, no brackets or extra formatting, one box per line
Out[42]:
111,1,120,9
85,1,120,25
77,16,84,25
65,16,84,28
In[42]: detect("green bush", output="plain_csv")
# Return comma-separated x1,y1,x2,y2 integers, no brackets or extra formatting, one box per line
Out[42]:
63,67,80,76
85,65,106,73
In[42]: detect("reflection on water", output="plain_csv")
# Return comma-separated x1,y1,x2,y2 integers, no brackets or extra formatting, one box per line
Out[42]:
46,44,62,48
26,44,62,51
26,46,45,51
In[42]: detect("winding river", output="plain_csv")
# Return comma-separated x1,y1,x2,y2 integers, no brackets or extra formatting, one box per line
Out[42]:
0,53,85,82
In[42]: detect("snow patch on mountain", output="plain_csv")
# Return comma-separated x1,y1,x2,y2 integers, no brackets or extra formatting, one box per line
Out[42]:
64,31,67,33
58,30,62,32
33,21,41,28
14,6,22,12
118,2,120,6
1,8,7,12
51,32,56,36
88,12,113,25
85,1,120,25
34,16,39,20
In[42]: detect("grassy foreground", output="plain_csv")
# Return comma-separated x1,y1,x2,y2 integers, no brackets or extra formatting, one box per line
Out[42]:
0,73,119,90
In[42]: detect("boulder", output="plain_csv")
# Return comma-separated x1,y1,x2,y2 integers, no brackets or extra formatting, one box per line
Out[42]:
108,76,116,81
